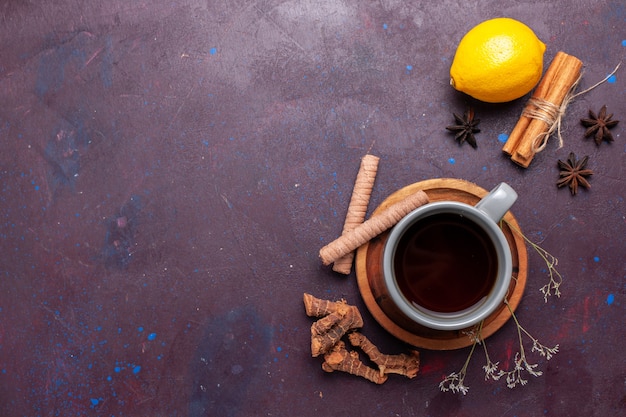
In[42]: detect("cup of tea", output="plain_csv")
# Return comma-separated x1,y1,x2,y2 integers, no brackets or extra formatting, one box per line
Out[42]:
381,182,518,331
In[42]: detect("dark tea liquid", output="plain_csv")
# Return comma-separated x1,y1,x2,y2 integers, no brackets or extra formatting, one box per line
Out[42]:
393,212,498,313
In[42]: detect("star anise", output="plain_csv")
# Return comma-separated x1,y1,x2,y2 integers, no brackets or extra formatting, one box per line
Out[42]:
580,105,619,145
557,152,593,195
446,108,480,148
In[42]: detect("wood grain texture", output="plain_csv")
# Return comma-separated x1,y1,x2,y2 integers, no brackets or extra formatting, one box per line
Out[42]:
355,178,528,350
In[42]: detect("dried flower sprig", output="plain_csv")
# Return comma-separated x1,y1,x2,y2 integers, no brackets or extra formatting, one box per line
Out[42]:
496,299,559,388
439,369,471,395
439,323,506,394
439,325,482,395
480,336,502,382
502,219,563,303
440,297,559,394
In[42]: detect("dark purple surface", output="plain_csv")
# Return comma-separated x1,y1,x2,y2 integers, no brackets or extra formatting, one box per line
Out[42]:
1,1,625,416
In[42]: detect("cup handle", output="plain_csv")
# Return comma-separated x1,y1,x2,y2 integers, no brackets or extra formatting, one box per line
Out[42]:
475,182,518,223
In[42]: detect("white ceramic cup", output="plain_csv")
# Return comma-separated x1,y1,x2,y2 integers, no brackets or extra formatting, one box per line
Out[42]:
382,182,518,331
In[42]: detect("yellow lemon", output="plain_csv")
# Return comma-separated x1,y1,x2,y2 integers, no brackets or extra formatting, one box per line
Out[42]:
450,18,546,103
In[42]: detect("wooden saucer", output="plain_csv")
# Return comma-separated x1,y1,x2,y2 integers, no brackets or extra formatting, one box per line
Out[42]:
355,178,528,350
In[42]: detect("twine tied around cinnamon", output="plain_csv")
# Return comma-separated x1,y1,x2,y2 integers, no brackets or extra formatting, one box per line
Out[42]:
503,51,621,168
527,62,621,154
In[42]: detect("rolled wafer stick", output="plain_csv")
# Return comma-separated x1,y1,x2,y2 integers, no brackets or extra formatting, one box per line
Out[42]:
319,190,429,266
332,154,380,275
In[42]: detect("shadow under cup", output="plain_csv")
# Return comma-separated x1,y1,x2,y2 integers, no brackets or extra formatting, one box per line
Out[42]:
382,202,513,331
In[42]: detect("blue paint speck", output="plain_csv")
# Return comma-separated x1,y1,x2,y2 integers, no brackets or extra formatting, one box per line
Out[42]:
132,365,141,374
107,375,112,381
593,256,600,263
90,398,99,406
607,75,616,83
114,366,121,373
498,133,509,143
406,65,413,71
383,23,388,30
147,332,157,341
622,40,626,47
276,346,282,352
448,158,456,164
607,294,615,305
138,326,144,332
209,47,217,55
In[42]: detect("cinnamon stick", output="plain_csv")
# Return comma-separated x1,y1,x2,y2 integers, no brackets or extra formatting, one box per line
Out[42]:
332,154,379,275
319,190,429,266
503,51,583,168
502,52,568,155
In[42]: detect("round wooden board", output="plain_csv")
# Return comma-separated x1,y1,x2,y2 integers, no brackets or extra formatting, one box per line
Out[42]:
355,178,528,350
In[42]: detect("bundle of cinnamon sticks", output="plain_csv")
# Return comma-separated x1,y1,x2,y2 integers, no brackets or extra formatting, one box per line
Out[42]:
503,51,583,168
